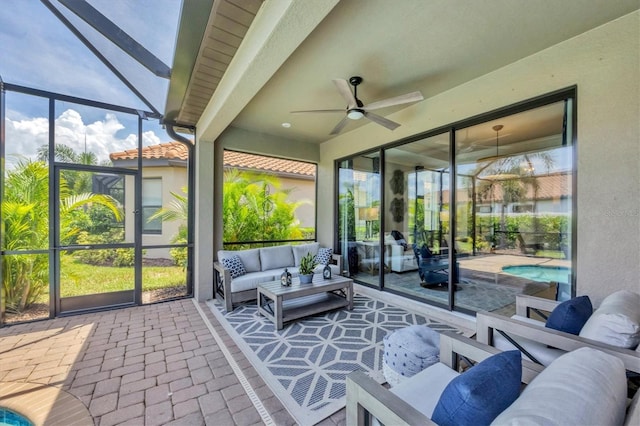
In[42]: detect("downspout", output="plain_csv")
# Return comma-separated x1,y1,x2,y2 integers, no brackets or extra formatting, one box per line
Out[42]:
165,124,196,296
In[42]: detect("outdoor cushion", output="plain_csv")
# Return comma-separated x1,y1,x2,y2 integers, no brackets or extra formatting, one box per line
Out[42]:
579,290,640,348
432,350,521,426
221,255,246,279
292,243,320,266
313,264,340,276
389,363,460,419
383,325,440,378
260,245,294,271
491,347,627,426
229,271,276,293
218,248,261,273
315,247,333,265
545,295,592,335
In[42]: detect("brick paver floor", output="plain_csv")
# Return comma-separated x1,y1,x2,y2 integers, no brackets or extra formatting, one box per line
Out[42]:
0,299,354,425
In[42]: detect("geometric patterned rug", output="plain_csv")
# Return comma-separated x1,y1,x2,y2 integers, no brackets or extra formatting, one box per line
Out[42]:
207,294,469,426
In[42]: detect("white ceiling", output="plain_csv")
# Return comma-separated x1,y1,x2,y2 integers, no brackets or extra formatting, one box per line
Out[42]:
225,0,638,145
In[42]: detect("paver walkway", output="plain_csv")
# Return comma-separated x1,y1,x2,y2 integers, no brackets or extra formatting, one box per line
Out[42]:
0,299,353,425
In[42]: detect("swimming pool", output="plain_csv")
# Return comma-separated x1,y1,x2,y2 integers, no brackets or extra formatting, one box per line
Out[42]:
502,265,571,283
0,408,32,426
502,264,571,300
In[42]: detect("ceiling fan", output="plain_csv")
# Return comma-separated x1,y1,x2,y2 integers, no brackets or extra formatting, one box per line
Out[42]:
291,76,424,135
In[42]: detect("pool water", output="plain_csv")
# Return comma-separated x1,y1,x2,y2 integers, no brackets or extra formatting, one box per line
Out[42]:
0,409,32,426
502,265,571,283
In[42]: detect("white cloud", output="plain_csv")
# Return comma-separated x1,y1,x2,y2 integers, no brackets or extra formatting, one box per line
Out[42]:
5,108,168,169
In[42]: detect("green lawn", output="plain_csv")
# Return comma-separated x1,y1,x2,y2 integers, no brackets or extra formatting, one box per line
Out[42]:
60,257,185,297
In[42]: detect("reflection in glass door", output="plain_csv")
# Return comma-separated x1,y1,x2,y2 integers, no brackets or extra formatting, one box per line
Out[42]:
337,153,381,286
56,169,137,313
455,99,574,314
383,133,452,308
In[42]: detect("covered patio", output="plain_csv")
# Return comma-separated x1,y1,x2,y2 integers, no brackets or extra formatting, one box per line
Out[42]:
1,0,639,425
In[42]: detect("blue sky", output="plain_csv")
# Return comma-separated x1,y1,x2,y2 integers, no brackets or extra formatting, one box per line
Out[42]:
1,0,181,166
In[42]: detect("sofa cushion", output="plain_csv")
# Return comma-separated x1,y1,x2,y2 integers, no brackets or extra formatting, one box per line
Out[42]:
579,290,640,348
313,264,340,276
230,271,277,293
545,295,592,335
260,245,294,271
390,363,460,419
292,243,320,266
315,247,333,266
218,249,261,273
221,255,246,279
491,347,627,425
432,350,521,426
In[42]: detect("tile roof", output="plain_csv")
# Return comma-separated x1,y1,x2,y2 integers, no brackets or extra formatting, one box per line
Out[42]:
224,150,316,177
109,142,316,177
110,142,188,161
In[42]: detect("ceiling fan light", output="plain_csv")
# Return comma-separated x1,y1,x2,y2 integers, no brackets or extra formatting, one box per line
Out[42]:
347,109,364,120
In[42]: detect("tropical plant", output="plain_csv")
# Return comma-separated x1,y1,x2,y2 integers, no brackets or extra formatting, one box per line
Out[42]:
299,252,317,275
147,188,188,268
222,170,307,245
2,160,122,313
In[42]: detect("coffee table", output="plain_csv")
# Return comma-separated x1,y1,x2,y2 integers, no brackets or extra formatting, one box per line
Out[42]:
257,275,353,330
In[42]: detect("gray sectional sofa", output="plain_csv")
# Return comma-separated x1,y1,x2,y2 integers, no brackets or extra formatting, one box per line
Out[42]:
213,242,342,312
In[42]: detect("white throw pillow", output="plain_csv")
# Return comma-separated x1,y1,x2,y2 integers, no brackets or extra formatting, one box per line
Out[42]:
579,290,640,348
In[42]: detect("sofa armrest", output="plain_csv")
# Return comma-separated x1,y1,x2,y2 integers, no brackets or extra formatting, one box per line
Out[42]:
213,261,233,312
347,371,435,426
476,311,640,373
331,253,343,273
515,294,560,318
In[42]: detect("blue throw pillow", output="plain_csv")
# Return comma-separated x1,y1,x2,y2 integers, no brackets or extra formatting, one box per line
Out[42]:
545,295,592,335
221,255,246,279
431,350,521,426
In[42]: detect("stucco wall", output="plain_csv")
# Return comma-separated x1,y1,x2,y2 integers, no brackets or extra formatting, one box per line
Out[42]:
318,12,640,304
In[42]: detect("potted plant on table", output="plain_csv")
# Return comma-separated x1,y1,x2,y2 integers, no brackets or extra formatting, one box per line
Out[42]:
299,252,317,284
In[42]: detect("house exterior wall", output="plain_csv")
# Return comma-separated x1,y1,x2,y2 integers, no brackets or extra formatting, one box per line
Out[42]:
317,11,639,305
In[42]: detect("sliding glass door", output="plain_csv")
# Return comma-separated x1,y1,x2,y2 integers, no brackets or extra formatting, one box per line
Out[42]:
335,90,575,314
455,99,574,313
337,153,381,286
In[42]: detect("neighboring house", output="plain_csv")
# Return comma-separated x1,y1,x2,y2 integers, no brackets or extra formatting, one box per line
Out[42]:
109,143,316,258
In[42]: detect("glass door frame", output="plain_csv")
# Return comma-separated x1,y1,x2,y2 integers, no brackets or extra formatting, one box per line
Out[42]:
54,163,141,315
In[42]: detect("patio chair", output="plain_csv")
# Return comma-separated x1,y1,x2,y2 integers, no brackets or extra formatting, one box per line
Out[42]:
347,331,636,425
475,292,640,374
412,244,459,290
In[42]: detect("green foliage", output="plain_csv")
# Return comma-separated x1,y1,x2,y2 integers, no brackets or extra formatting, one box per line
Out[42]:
222,170,308,244
73,231,135,267
299,252,317,275
2,160,122,312
338,188,356,241
147,188,188,268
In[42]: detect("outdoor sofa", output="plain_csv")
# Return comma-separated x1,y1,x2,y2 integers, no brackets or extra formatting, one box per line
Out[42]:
214,242,342,312
475,291,640,373
347,331,639,425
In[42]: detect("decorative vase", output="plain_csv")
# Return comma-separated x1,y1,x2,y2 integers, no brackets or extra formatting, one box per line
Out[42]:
299,274,313,284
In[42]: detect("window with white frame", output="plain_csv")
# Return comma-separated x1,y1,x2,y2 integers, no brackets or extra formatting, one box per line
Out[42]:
142,178,162,234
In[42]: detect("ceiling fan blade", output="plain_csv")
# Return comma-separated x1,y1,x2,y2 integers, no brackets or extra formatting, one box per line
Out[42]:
364,111,400,131
364,91,424,111
290,109,345,114
329,116,350,135
333,79,358,109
